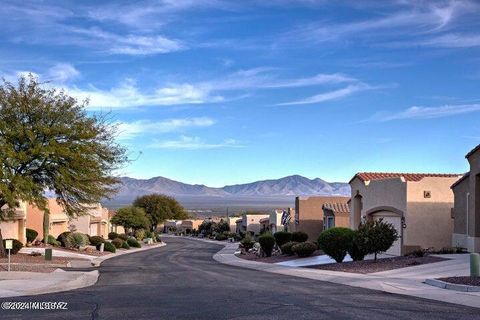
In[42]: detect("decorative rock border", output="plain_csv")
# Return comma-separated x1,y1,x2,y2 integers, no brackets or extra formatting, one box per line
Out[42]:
425,278,480,292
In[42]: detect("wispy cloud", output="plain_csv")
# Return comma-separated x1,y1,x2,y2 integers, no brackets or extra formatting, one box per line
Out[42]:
45,63,80,82
417,33,480,48
277,84,371,106
148,135,242,150
373,103,480,121
117,117,216,140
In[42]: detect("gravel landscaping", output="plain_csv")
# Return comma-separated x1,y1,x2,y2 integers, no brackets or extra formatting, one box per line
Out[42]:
238,250,323,263
0,253,89,273
438,276,480,286
307,256,449,274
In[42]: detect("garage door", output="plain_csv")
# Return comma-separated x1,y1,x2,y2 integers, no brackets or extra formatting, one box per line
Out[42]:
373,213,401,256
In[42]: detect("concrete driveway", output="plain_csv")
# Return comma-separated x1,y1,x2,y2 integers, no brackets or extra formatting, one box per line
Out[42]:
0,237,479,320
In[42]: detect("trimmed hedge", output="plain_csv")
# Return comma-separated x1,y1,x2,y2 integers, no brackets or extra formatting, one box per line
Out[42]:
127,238,141,248
240,235,254,251
258,233,275,257
280,241,299,256
3,239,23,254
291,231,308,243
292,241,317,257
57,231,71,247
317,227,354,263
26,228,38,243
215,233,228,241
121,241,130,249
108,232,119,240
118,233,128,241
112,238,124,248
89,236,105,247
47,234,61,246
273,231,292,247
65,232,89,249
104,241,116,253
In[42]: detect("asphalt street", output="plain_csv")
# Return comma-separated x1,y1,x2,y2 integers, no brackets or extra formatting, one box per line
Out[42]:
0,237,479,320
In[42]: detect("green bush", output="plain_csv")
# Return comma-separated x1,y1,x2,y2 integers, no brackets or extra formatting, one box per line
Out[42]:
280,241,299,255
89,236,105,247
144,230,153,239
348,230,369,261
292,231,308,243
118,233,128,241
240,234,255,251
127,238,141,248
108,232,119,240
273,231,292,247
3,239,23,254
317,227,354,263
111,238,124,248
56,231,71,247
215,233,228,241
358,219,398,261
104,241,116,253
121,241,130,249
46,234,61,247
258,233,275,257
292,242,317,257
65,232,89,249
135,229,146,241
26,228,38,243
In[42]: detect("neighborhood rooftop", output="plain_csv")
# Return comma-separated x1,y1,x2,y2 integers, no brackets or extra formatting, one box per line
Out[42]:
322,203,350,214
351,172,462,183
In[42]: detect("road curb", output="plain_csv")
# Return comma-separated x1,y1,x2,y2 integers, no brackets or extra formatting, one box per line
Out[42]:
91,242,167,267
425,279,480,292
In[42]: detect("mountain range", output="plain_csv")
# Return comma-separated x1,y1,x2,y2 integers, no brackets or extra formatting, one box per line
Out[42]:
110,175,350,207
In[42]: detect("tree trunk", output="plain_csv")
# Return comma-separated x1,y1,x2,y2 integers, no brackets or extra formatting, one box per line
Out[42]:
0,229,5,257
43,211,50,244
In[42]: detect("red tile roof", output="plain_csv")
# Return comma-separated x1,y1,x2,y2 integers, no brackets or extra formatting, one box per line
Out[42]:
351,172,462,183
322,203,350,214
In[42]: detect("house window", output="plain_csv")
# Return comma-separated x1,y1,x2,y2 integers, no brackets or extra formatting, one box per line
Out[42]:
325,216,335,230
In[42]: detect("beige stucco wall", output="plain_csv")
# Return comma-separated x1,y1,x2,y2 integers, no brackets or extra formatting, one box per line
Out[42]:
27,199,69,238
242,214,269,235
406,177,458,250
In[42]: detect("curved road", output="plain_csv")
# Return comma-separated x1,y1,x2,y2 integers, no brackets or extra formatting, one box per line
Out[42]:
0,237,479,319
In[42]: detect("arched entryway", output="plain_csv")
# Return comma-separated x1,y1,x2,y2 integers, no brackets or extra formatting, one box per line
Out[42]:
366,206,403,256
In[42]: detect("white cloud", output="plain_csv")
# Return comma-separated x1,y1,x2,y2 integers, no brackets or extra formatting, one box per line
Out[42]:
46,63,80,82
374,103,480,121
277,84,371,106
116,117,216,140
148,135,242,150
418,33,480,48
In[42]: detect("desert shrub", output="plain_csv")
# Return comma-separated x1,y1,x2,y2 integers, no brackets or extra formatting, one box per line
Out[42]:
273,231,292,247
144,230,153,239
118,233,128,241
258,233,275,257
112,238,124,248
108,232,119,240
292,231,308,243
26,228,38,243
135,229,146,241
358,219,398,261
280,241,299,256
292,242,317,257
3,239,23,254
240,234,254,251
89,236,105,247
348,230,369,261
56,231,71,247
65,232,89,249
47,234,61,247
215,233,228,241
127,238,141,248
317,227,354,263
409,248,428,257
121,241,130,249
104,241,116,253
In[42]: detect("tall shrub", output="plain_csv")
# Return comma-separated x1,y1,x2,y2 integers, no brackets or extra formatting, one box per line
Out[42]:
26,228,38,243
292,231,308,243
273,231,292,248
359,219,398,261
317,227,354,263
258,233,275,257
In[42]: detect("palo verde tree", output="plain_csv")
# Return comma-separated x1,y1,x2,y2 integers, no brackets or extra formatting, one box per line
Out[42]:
0,75,127,256
133,194,189,231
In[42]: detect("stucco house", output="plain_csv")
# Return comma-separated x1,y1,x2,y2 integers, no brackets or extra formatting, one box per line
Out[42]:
322,202,350,230
108,210,125,234
68,203,110,238
26,199,69,238
179,219,204,233
260,209,293,234
0,202,27,244
294,196,350,242
235,213,269,236
350,172,462,256
451,144,480,252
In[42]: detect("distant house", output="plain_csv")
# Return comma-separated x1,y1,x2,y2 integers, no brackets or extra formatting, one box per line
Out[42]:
68,203,110,238
108,210,125,234
260,209,292,234
350,172,462,256
163,220,182,233
322,202,350,230
294,196,350,242
179,219,204,233
227,216,240,232
26,198,69,238
235,213,269,236
0,202,27,244
451,144,480,252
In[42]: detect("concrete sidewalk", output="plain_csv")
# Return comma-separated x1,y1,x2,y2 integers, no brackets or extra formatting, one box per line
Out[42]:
212,241,480,309
0,269,98,298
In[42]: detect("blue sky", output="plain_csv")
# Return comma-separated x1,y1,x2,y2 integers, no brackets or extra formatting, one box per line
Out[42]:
1,0,480,186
